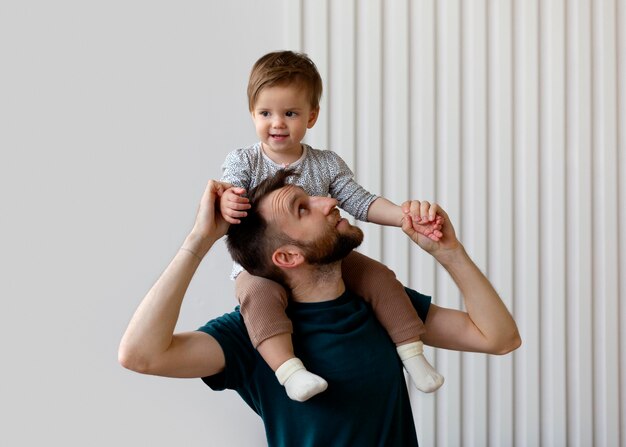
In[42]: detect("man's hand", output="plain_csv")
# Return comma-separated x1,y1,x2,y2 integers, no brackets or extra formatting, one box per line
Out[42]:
119,179,231,379
185,180,232,257
401,201,460,256
401,200,444,241
220,186,251,224
404,200,521,355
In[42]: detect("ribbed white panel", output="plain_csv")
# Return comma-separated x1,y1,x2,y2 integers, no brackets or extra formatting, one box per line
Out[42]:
381,0,410,284
592,1,620,446
285,0,625,444
409,2,438,445
615,1,626,446
513,0,542,445
461,1,489,446
435,2,463,445
566,1,594,446
302,0,329,149
355,0,383,260
329,0,356,170
488,1,516,446
283,0,302,51
539,0,567,446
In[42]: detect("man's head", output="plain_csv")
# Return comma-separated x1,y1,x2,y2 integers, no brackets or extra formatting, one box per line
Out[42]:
247,51,323,112
226,170,363,286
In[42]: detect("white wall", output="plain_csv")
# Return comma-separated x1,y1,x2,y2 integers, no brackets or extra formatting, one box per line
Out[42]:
1,1,624,447
1,1,281,446
287,1,625,446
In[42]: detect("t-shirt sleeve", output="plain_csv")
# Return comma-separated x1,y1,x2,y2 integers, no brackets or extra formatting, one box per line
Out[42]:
196,310,256,391
404,287,431,322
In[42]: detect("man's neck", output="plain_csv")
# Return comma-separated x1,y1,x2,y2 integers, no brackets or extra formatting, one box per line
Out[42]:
287,262,345,303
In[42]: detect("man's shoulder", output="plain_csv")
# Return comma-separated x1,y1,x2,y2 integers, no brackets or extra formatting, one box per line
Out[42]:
197,307,248,343
197,307,258,391
402,287,432,321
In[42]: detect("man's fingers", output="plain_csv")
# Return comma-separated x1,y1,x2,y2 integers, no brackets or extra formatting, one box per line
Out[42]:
205,180,222,204
402,215,416,237
208,180,232,197
230,186,247,195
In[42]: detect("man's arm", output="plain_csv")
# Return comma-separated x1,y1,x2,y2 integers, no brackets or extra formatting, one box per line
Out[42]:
401,201,521,355
118,180,231,378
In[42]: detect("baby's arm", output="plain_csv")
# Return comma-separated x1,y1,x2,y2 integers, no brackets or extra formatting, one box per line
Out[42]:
367,197,405,226
324,151,442,238
368,198,444,241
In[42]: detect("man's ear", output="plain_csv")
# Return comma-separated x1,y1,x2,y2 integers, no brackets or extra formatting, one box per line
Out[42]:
272,245,305,269
307,107,320,128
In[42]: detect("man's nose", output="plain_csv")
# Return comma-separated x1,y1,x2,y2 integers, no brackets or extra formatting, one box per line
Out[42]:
310,196,338,214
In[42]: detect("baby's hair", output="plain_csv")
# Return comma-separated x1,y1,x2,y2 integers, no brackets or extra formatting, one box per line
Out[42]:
247,50,323,112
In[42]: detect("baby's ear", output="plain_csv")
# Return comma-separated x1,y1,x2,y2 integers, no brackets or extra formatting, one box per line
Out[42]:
307,107,320,128
272,245,305,269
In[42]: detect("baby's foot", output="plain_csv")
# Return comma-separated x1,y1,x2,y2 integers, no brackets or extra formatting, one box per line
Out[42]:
276,358,328,402
397,341,444,393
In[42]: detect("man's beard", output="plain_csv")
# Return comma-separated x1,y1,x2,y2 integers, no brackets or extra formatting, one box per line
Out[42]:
300,223,364,265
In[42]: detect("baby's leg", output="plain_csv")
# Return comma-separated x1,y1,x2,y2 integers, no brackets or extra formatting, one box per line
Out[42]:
236,271,327,401
342,251,444,393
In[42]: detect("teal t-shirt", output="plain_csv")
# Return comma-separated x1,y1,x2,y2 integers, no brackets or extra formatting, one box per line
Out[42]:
198,288,430,447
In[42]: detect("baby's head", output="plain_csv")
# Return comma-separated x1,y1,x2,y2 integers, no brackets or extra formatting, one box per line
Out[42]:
247,51,323,112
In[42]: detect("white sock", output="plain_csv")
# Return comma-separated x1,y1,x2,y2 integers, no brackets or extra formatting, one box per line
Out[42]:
397,341,444,393
275,358,328,402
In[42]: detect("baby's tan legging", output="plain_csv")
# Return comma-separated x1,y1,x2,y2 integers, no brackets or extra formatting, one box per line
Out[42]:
236,250,425,348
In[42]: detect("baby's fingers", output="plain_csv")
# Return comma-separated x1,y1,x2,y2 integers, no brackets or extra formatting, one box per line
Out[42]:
224,214,242,225
418,201,440,222
226,200,251,211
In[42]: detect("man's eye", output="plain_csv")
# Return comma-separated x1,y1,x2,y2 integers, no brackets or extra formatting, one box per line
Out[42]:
286,111,297,117
299,207,307,215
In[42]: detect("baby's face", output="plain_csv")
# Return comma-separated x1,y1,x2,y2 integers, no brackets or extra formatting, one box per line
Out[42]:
251,84,319,163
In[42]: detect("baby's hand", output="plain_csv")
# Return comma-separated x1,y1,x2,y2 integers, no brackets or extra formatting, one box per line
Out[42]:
220,186,251,224
401,200,444,241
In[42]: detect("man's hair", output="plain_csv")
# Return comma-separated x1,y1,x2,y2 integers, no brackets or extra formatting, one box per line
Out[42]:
247,50,323,112
226,169,297,284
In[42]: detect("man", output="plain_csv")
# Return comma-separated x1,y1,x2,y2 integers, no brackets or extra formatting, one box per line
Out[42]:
119,171,521,446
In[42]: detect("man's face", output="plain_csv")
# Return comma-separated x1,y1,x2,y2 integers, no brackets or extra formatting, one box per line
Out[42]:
259,185,363,265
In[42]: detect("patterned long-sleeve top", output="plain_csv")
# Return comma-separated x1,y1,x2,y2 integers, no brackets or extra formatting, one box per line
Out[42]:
221,143,377,221
221,143,378,278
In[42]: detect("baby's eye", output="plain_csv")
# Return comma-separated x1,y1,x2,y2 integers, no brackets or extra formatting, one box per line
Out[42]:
259,111,270,117
285,111,297,117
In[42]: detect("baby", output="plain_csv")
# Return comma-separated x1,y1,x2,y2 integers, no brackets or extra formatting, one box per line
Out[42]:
219,50,444,402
